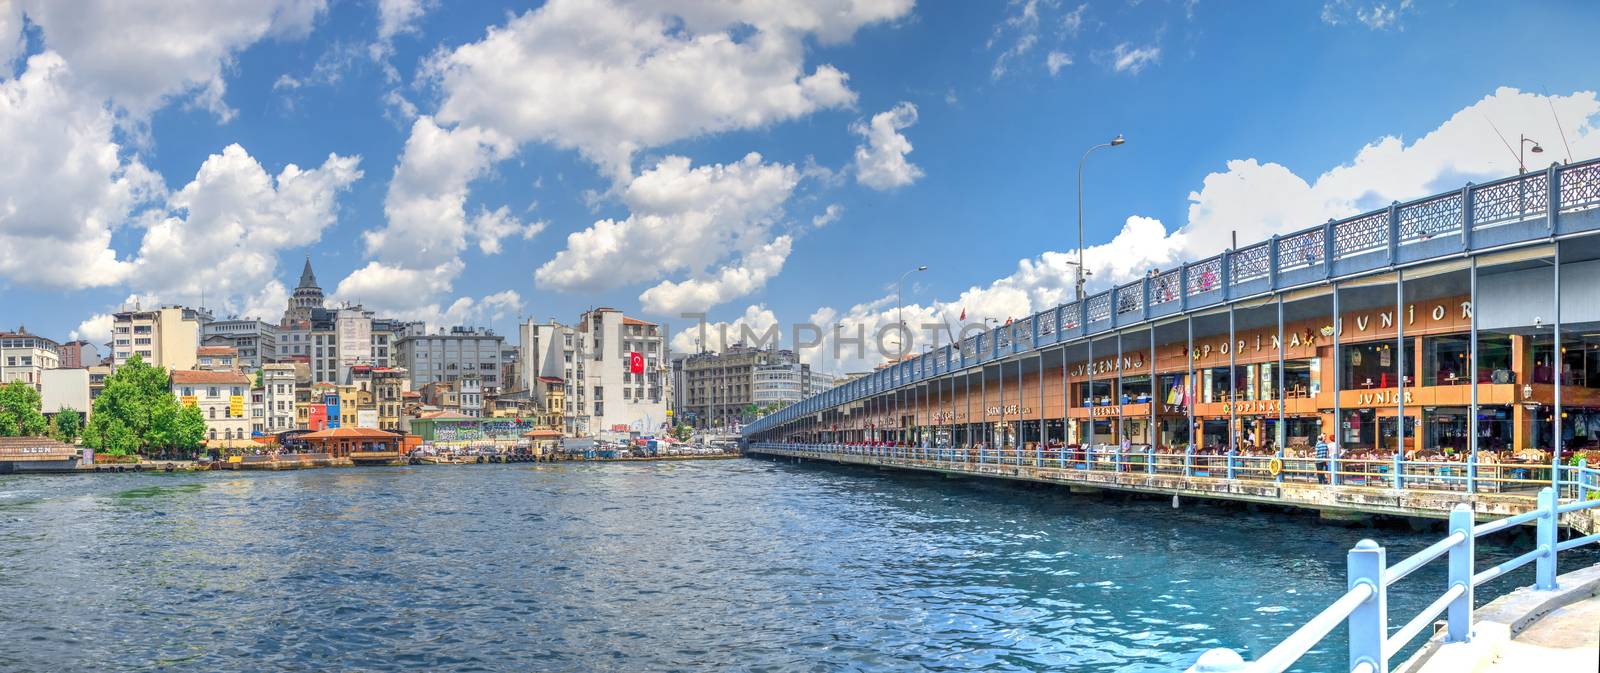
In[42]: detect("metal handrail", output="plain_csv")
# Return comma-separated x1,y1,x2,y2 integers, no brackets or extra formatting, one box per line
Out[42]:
744,159,1600,438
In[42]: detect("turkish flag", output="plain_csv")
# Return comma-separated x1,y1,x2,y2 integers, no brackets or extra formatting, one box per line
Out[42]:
959,307,966,321
629,352,645,374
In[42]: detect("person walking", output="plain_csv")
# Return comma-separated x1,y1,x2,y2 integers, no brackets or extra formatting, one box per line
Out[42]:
1314,434,1332,485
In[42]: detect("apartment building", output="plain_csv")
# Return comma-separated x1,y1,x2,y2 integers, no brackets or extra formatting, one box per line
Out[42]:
111,306,208,370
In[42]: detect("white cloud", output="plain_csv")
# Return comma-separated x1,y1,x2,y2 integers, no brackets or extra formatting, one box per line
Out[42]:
852,102,924,190
536,153,801,309
1061,2,1087,36
1108,42,1160,74
376,0,433,42
470,205,546,255
671,304,781,355
1321,0,1415,30
420,0,900,181
812,203,844,227
130,143,363,319
989,0,1042,79
342,0,908,320
1046,50,1072,75
70,313,114,345
639,235,792,315
0,52,160,289
12,0,328,120
0,0,22,69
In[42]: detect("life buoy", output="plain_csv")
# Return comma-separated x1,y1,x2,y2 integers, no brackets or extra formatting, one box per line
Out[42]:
1268,457,1284,476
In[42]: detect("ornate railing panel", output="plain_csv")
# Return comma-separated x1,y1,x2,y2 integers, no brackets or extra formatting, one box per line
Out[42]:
1276,228,1324,273
1398,192,1464,243
1014,317,1033,349
1472,172,1547,228
1115,285,1143,316
1150,269,1181,305
1086,292,1112,323
1038,310,1056,337
1186,258,1222,296
1061,303,1080,330
1231,243,1271,283
1333,210,1389,259
1560,162,1600,213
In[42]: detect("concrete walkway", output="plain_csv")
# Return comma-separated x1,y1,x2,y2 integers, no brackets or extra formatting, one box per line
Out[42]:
1480,593,1600,673
1402,563,1600,673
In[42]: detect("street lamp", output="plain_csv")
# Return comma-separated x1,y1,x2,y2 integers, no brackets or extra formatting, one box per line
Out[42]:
1519,134,1544,174
1076,134,1126,300
896,265,928,358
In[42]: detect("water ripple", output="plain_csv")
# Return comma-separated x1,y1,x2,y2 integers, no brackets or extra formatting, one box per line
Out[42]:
0,461,1589,672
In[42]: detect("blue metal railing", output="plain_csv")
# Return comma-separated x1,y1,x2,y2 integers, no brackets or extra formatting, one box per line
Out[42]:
745,159,1600,439
745,443,1575,496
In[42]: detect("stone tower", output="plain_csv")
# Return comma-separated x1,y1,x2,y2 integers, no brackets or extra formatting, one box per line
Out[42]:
283,256,325,324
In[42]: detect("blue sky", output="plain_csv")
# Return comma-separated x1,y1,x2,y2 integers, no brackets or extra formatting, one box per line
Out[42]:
2,0,1599,373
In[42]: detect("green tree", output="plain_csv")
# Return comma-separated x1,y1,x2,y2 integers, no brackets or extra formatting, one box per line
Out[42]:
672,423,693,441
254,369,264,389
84,355,193,456
50,408,82,443
0,380,48,437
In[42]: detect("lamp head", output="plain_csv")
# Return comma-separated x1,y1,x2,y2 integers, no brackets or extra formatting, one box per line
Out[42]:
1110,134,1126,146
1532,143,1544,154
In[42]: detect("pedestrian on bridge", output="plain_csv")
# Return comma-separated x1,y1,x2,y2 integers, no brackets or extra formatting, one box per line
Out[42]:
1314,434,1332,484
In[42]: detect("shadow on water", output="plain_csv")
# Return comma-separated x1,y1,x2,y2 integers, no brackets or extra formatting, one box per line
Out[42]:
112,482,207,500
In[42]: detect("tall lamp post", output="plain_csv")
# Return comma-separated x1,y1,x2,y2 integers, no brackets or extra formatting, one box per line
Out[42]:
1519,134,1544,174
1076,134,1126,301
896,265,928,358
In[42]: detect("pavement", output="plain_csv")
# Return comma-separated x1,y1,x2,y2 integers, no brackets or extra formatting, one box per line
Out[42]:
1480,593,1600,673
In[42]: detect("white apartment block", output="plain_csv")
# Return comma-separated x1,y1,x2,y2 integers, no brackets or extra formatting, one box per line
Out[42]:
573,308,667,437
1,329,60,388
260,363,298,433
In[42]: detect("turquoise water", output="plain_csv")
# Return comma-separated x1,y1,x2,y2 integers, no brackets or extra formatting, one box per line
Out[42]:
0,460,1578,672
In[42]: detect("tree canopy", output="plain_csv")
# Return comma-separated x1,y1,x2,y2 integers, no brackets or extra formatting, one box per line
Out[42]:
50,408,82,443
83,355,205,456
0,380,48,437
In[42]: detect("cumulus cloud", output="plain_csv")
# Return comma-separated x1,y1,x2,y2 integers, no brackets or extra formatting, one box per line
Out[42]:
420,0,901,181
0,52,161,289
536,153,801,311
1108,42,1160,74
639,236,793,315
470,205,546,255
12,0,328,120
671,304,782,355
70,313,114,345
852,102,924,190
342,0,909,319
376,0,433,42
131,143,363,319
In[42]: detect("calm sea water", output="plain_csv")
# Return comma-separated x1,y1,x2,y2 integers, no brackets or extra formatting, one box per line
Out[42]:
0,459,1580,672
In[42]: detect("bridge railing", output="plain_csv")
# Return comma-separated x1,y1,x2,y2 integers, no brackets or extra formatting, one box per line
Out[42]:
749,443,1567,495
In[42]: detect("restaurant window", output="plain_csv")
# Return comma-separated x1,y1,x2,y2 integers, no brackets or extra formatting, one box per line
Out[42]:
1283,359,1317,398
1120,375,1151,403
1423,335,1471,385
1422,407,1469,455
1340,341,1414,390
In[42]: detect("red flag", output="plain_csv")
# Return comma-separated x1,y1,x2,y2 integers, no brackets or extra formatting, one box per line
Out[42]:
959,307,966,321
629,351,645,374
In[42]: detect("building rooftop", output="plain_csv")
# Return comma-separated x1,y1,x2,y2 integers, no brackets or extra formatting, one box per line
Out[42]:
170,370,251,385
